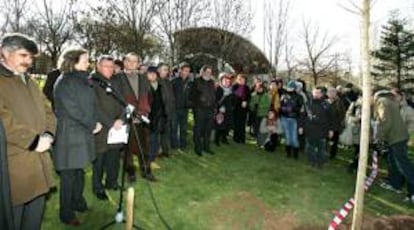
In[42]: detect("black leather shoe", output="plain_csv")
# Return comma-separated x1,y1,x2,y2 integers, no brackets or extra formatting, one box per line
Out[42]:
63,218,81,226
128,174,137,183
143,174,158,182
95,191,108,201
195,149,203,157
105,184,120,191
205,149,215,155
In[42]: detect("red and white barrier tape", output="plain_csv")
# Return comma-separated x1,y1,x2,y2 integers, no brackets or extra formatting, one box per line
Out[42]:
328,150,379,230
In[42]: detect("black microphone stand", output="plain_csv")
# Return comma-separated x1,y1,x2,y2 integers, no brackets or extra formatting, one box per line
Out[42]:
92,77,146,230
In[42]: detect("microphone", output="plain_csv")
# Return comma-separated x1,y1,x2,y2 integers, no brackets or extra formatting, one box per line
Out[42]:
124,104,150,124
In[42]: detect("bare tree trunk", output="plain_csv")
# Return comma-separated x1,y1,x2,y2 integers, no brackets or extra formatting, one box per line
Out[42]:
351,0,371,229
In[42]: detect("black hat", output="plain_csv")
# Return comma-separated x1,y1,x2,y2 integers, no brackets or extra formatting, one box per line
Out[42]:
147,66,158,73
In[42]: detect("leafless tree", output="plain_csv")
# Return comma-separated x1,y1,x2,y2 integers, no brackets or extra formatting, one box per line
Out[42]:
207,0,254,71
300,20,338,85
90,0,166,58
284,38,296,77
0,0,32,34
263,0,290,75
156,0,209,64
27,0,75,65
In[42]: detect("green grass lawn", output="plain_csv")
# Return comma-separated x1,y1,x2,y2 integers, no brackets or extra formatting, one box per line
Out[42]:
41,135,414,230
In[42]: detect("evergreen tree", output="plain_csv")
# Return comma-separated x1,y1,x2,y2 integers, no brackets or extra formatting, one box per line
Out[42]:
372,14,414,93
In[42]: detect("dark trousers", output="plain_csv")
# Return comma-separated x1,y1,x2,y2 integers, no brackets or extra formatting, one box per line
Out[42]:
13,195,45,230
253,116,264,139
126,124,151,177
59,169,86,223
171,109,188,149
160,119,171,154
149,131,160,162
92,149,121,193
193,108,214,152
215,128,229,145
306,138,327,167
387,140,414,195
386,151,406,190
329,131,340,159
348,144,360,171
233,109,247,143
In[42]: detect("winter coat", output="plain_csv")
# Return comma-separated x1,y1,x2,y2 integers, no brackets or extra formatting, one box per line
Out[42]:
160,78,176,119
91,72,124,154
374,93,409,145
249,91,271,118
270,90,281,114
115,72,151,116
0,119,13,229
42,69,61,107
400,101,414,134
53,71,97,171
232,84,250,112
328,98,347,132
215,86,235,130
0,64,55,206
258,118,278,146
346,100,362,145
303,99,334,139
148,82,167,133
280,91,303,119
190,77,216,110
171,76,193,110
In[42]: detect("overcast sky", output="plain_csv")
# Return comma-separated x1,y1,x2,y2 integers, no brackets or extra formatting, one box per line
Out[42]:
249,0,414,71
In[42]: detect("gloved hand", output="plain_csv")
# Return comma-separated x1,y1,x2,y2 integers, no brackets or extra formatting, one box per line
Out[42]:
35,135,53,153
374,141,389,155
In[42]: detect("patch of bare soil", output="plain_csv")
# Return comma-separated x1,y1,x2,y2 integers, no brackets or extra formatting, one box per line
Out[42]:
339,215,414,230
208,192,414,230
208,191,298,230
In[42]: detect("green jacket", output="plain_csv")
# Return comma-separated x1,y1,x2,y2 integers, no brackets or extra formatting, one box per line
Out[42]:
249,92,271,117
374,93,409,145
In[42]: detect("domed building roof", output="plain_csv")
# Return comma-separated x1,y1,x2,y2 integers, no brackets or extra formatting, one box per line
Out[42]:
174,27,270,74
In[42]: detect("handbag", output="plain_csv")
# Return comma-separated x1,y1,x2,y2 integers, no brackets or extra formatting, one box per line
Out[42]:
339,117,353,146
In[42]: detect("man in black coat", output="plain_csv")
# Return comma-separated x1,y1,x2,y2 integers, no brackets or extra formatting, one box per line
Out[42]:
91,55,125,200
171,62,193,149
0,119,14,230
157,63,176,157
190,65,216,156
326,87,346,159
300,87,334,168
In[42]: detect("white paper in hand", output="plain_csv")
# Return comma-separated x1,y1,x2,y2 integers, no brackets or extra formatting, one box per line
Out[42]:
107,125,129,144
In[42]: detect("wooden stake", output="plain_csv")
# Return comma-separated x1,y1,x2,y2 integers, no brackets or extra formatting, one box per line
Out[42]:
126,187,135,230
351,0,371,229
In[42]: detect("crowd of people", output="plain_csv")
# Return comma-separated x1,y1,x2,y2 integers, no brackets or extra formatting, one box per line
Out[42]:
1,33,414,229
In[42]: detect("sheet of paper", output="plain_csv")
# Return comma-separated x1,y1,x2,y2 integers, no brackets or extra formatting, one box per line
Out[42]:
107,125,129,144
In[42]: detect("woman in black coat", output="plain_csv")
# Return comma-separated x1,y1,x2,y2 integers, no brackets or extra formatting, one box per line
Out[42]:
232,74,250,143
53,49,102,226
